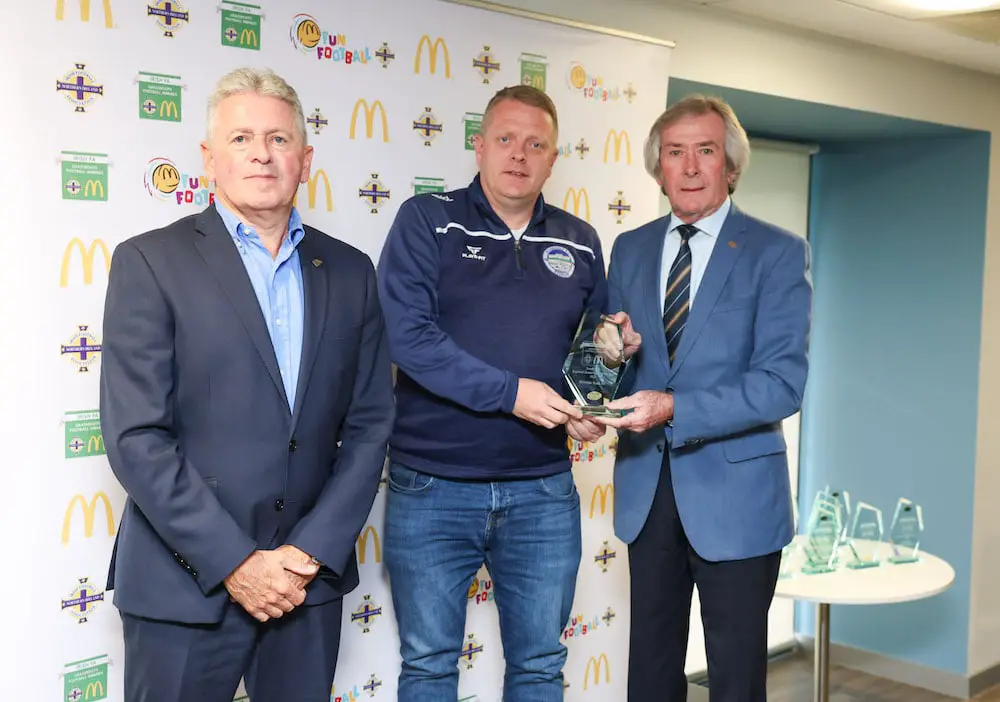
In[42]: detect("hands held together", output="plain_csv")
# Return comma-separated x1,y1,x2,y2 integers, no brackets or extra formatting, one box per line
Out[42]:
224,544,319,623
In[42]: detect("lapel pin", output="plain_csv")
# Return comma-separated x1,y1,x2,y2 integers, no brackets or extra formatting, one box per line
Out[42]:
728,241,737,248
312,258,323,267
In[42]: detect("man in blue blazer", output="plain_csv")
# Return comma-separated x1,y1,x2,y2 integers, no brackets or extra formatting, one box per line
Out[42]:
99,68,394,702
596,95,812,702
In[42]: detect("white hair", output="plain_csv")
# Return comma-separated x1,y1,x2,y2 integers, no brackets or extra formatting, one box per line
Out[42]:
643,94,751,194
206,67,308,144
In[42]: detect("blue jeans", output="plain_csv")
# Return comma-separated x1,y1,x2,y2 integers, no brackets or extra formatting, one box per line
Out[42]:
384,462,582,702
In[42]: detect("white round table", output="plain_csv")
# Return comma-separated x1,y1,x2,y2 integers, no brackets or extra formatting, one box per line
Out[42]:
773,536,954,702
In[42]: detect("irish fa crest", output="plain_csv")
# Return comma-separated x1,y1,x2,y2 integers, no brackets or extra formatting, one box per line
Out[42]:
358,174,390,214
61,577,104,623
412,107,442,147
147,0,189,37
307,108,328,135
473,46,500,84
351,594,382,633
608,191,632,225
594,540,616,573
376,41,395,68
61,325,102,373
56,63,104,113
460,634,484,669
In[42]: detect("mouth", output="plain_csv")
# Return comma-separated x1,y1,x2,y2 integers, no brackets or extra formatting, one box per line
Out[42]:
503,169,529,179
680,186,704,193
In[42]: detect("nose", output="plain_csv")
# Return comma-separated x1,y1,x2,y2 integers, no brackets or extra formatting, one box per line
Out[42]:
249,135,271,163
683,150,699,176
510,140,526,162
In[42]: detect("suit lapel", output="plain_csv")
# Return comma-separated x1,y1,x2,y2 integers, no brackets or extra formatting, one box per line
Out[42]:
290,230,327,431
193,207,290,411
668,206,748,380
639,217,671,372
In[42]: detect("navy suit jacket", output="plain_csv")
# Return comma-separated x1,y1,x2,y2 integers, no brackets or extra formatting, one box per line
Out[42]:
609,205,812,561
100,206,394,624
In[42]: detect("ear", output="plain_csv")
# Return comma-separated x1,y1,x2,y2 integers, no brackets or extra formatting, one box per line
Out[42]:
473,133,484,169
300,145,314,184
200,141,214,183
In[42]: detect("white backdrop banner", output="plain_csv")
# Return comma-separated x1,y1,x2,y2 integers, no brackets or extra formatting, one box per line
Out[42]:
19,0,672,699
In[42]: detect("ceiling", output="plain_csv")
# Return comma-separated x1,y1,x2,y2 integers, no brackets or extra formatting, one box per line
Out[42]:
667,0,1000,77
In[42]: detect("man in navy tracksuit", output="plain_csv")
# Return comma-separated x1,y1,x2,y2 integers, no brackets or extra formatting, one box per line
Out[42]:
377,85,607,701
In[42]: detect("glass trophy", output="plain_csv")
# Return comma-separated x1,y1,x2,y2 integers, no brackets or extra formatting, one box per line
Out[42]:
778,498,801,580
801,491,843,574
828,489,852,545
562,309,627,417
846,502,884,569
888,498,924,564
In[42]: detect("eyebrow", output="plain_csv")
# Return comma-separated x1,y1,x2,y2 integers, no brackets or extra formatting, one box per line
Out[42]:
664,140,721,148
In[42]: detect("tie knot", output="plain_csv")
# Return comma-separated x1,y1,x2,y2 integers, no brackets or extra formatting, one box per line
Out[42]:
677,224,698,242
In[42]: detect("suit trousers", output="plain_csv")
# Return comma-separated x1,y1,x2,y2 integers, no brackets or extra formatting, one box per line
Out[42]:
627,452,781,702
121,597,343,702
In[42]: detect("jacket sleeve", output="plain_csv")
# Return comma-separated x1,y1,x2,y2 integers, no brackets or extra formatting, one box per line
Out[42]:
377,199,519,413
607,235,639,397
286,258,393,577
99,241,257,595
670,235,812,447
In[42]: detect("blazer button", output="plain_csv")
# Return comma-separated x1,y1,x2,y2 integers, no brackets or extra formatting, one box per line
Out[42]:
656,443,664,453
288,439,297,452
274,499,284,512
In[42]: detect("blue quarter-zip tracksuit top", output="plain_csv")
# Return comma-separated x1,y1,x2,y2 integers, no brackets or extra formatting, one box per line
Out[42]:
376,175,608,479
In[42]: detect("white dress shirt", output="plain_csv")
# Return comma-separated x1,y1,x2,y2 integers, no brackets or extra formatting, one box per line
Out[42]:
659,196,732,313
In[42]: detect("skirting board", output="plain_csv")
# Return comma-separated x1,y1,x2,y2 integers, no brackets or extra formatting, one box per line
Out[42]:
796,635,1000,699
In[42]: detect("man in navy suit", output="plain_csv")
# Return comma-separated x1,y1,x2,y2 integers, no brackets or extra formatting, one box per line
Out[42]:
99,67,394,702
596,95,812,701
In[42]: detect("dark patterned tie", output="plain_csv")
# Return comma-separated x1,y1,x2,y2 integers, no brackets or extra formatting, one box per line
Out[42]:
663,224,698,365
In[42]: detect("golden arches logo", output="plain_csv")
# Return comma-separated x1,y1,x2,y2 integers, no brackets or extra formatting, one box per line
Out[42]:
294,169,333,212
357,525,381,564
583,653,611,689
589,483,613,518
563,187,591,222
55,0,113,28
84,681,105,699
349,99,389,142
61,238,110,287
603,130,631,164
62,492,115,545
240,28,258,48
159,99,179,120
415,35,450,77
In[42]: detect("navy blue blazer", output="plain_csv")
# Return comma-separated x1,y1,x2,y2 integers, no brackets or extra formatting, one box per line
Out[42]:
100,206,394,624
609,205,812,561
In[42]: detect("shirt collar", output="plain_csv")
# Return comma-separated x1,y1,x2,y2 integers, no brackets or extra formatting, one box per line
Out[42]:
667,196,732,240
214,199,306,249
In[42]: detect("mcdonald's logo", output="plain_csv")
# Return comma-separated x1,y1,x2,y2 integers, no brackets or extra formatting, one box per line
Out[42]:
357,525,381,564
87,435,104,453
563,187,591,222
240,28,258,48
55,0,113,28
62,492,115,545
159,99,179,120
349,99,389,142
583,653,611,690
83,180,105,199
590,483,613,518
294,169,333,212
84,681,105,699
414,35,450,77
603,130,631,164
60,238,111,287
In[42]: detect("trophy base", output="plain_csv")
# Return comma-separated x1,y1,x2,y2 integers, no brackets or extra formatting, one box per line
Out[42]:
581,406,625,418
847,560,880,570
888,556,919,565
801,563,836,575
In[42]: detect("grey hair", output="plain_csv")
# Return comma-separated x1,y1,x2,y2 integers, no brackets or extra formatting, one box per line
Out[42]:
206,67,308,144
643,94,750,194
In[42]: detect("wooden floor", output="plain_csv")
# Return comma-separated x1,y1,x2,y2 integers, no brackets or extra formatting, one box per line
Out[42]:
709,651,1000,702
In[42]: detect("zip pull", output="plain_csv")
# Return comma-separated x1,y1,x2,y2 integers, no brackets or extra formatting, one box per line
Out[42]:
513,236,523,270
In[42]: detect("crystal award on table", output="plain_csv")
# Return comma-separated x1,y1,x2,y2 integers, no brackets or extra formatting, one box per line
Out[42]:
778,499,801,580
888,498,924,564
801,491,843,574
846,502,884,569
563,309,627,417
828,489,852,545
